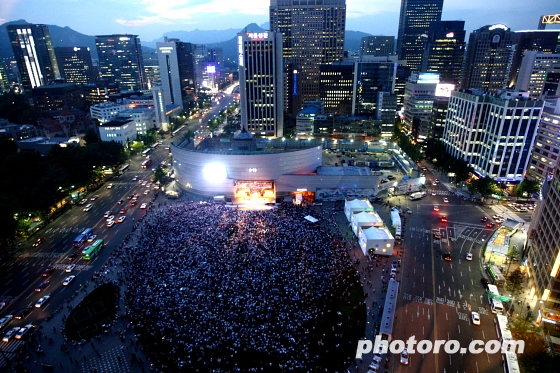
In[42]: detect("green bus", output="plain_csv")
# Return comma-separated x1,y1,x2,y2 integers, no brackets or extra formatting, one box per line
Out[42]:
82,239,104,260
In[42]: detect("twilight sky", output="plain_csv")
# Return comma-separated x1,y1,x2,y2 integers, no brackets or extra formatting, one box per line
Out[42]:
1,0,559,42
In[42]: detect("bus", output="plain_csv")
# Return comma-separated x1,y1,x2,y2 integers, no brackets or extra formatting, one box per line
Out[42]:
82,239,104,260
141,158,153,169
118,164,130,174
379,279,399,342
142,149,151,157
73,228,93,247
487,265,506,286
487,284,505,314
151,143,159,150
494,314,513,343
502,351,520,373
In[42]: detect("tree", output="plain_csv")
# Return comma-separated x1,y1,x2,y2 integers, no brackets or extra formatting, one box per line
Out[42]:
505,246,520,276
152,166,166,184
83,128,100,145
468,176,497,197
506,267,524,299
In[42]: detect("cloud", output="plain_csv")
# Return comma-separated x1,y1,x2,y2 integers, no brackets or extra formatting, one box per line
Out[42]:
116,15,173,27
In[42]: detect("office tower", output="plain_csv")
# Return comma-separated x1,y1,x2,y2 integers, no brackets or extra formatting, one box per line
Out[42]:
95,34,146,91
193,44,207,92
403,72,439,133
32,82,83,112
461,24,515,93
82,80,119,106
542,66,560,97
270,0,346,110
395,61,412,109
427,96,449,141
515,51,560,99
396,0,444,72
526,100,560,182
527,118,560,326
319,62,355,114
421,21,466,85
238,31,284,137
508,30,560,88
55,47,95,85
152,85,168,131
0,64,8,94
157,38,197,109
442,89,543,182
360,36,395,57
7,24,60,91
353,56,397,137
144,59,161,90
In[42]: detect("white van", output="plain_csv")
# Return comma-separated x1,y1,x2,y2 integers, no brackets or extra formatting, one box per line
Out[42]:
83,204,93,212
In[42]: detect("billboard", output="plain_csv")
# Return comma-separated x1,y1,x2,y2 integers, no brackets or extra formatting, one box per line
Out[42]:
206,65,216,74
435,84,455,97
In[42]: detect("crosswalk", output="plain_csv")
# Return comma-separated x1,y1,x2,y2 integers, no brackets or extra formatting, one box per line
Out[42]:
0,339,24,368
43,226,89,234
427,189,452,196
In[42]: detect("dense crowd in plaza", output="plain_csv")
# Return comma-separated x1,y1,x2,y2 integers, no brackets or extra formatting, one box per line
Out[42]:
122,202,363,371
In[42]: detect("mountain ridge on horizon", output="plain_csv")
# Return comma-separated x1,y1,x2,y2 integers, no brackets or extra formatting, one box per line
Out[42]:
0,19,373,63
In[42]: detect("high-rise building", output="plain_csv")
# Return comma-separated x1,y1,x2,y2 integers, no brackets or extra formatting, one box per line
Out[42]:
55,47,95,85
360,36,395,57
526,122,560,325
396,0,444,72
353,56,397,137
508,30,560,88
7,24,60,91
403,72,439,133
270,0,346,110
421,21,466,85
319,62,355,115
515,51,560,99
527,100,560,182
442,89,543,182
143,58,161,90
542,66,560,97
238,31,284,137
461,24,515,93
0,64,9,94
95,34,146,91
157,38,197,109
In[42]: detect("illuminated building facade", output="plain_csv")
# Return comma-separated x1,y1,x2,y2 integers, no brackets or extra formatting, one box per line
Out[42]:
238,31,284,137
360,36,395,57
7,24,60,91
270,0,346,109
527,127,560,330
442,89,543,182
55,47,95,85
95,34,146,91
515,51,560,100
157,38,197,109
319,62,354,115
527,100,560,182
461,24,515,93
421,20,466,85
397,0,444,72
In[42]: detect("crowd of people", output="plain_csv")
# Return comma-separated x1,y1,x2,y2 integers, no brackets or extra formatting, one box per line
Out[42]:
122,202,364,372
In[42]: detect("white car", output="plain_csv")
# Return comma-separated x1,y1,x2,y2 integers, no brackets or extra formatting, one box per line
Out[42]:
83,204,93,212
15,324,33,339
0,315,13,329
2,326,20,342
117,216,126,223
400,348,409,364
472,311,481,325
132,176,138,181
466,253,473,261
66,264,76,272
106,183,113,189
443,197,449,203
143,189,150,195
35,296,51,308
106,215,115,222
106,220,115,228
142,181,148,186
140,203,147,209
87,235,97,242
62,276,76,286
368,362,379,372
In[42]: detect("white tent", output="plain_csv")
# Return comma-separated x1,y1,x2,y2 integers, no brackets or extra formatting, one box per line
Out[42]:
344,198,374,221
358,226,394,257
351,211,384,235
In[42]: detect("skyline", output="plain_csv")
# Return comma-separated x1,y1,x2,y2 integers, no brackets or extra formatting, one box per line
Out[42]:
1,0,559,43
